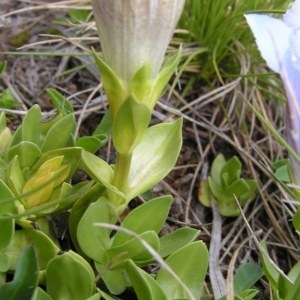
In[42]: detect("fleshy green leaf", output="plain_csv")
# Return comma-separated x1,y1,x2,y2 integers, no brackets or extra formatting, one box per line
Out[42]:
0,179,17,215
108,231,160,268
3,229,59,271
221,156,242,186
125,259,167,300
40,113,64,137
260,240,279,291
156,241,208,300
0,245,38,300
286,271,300,300
77,197,111,263
0,217,14,251
81,150,123,199
32,287,53,300
30,147,82,182
46,88,74,115
75,135,107,153
159,227,200,258
293,208,300,232
0,252,10,272
7,156,25,195
0,127,12,158
95,264,127,295
124,118,182,200
69,183,106,254
46,251,95,300
7,142,42,169
93,109,112,136
22,105,41,145
41,114,75,152
237,289,259,300
210,153,226,185
112,196,172,247
233,263,263,294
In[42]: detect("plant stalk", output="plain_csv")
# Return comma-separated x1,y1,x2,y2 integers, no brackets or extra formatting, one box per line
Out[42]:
112,152,132,194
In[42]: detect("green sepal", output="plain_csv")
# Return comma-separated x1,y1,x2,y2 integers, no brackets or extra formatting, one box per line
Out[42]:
0,245,38,300
156,241,208,300
46,251,95,300
152,46,182,110
125,259,168,300
112,196,172,247
130,61,152,103
113,94,151,154
124,118,182,200
92,48,125,119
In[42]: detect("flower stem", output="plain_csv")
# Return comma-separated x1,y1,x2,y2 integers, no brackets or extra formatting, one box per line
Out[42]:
112,152,132,194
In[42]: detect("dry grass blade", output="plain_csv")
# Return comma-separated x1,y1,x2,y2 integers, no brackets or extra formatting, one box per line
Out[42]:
209,199,226,299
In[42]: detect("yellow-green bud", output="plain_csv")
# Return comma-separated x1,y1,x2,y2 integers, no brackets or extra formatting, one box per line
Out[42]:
22,156,70,209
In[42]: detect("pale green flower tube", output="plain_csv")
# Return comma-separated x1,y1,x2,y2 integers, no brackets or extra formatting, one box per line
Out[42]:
92,0,185,83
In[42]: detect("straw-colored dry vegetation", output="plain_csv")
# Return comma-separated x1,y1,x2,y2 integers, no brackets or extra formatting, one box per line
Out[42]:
0,0,298,298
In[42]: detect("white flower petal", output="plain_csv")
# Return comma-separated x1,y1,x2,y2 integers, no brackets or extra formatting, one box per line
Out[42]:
284,0,300,29
245,14,292,73
92,0,185,82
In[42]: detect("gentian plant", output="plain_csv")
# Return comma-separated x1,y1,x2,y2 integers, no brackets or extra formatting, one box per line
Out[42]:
70,0,209,297
0,1,210,299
